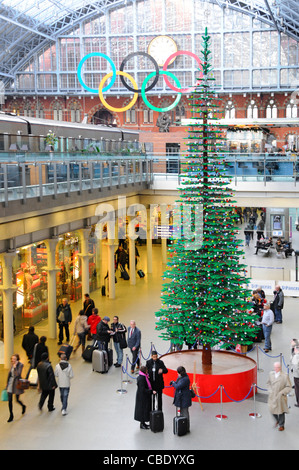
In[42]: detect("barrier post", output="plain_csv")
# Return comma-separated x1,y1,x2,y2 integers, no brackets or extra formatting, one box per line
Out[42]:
122,354,132,384
215,385,228,420
257,346,264,372
116,364,127,394
249,384,261,418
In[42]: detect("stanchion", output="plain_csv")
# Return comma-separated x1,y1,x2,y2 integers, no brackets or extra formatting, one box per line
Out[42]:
257,346,263,372
215,385,228,420
122,354,132,385
249,383,261,418
116,364,127,394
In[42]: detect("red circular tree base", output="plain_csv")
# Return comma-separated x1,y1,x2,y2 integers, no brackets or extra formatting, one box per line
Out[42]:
161,350,257,403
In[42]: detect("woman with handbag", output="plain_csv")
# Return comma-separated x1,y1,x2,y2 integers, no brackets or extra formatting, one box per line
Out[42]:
6,354,26,422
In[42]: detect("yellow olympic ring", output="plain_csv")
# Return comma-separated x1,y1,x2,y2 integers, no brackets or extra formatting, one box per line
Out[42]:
99,71,138,112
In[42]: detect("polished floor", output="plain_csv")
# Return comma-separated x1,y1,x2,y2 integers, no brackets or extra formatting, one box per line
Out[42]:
0,227,299,451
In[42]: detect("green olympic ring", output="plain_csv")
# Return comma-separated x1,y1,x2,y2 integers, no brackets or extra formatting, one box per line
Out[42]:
141,70,182,112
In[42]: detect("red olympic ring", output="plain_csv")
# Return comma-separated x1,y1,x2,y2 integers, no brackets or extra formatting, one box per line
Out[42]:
162,51,203,93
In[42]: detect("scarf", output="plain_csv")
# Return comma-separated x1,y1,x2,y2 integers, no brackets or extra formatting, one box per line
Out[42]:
139,371,152,390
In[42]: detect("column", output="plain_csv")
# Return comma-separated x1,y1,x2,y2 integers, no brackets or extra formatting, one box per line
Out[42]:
0,251,16,369
44,238,59,339
128,217,136,286
106,240,117,299
146,208,153,274
161,204,167,264
78,228,92,297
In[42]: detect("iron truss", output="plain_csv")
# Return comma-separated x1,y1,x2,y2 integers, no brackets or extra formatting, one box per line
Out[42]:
0,0,298,86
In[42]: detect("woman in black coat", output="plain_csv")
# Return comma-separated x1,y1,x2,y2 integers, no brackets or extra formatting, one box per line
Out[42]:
6,354,26,422
171,366,192,432
134,366,156,429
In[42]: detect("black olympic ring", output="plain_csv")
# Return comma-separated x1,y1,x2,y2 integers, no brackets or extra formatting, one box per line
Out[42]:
119,52,160,93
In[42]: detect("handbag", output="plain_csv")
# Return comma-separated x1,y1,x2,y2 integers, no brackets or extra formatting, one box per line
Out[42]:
1,389,8,401
119,334,127,350
190,387,196,399
16,379,30,390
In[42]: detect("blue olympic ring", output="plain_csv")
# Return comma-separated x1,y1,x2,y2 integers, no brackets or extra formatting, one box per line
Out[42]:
77,52,117,93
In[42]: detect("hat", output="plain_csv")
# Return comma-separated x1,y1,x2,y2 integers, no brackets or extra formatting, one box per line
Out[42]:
103,316,110,322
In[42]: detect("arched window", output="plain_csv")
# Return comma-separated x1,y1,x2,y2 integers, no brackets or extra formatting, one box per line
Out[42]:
143,106,153,123
225,100,235,119
266,99,277,119
125,106,136,124
52,101,63,121
69,101,81,123
247,100,258,119
286,99,298,118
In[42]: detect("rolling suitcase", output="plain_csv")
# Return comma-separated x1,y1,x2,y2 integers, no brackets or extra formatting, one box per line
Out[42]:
58,342,73,360
92,349,109,373
82,342,98,362
150,396,164,433
120,265,130,280
173,409,188,436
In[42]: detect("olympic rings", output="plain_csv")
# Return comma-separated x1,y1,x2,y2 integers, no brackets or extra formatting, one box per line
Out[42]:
77,52,116,93
77,50,203,112
141,71,182,112
98,71,138,113
119,52,160,93
163,51,203,94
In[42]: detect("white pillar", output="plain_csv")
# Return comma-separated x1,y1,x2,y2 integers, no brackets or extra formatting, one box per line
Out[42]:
147,208,153,274
106,241,117,299
0,251,16,369
44,238,59,339
161,204,167,264
78,228,92,297
129,236,136,285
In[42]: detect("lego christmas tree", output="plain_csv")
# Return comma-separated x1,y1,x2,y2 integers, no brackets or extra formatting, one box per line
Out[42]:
155,28,259,365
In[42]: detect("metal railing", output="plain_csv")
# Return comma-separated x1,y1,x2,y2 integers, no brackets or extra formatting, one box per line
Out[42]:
0,155,152,206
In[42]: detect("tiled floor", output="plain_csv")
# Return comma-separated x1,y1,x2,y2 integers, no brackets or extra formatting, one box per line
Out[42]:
0,229,299,451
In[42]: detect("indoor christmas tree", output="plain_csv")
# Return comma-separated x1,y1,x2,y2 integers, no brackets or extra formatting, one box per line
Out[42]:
155,28,259,365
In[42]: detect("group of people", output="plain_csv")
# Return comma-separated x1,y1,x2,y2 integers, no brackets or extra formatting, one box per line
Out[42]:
250,284,284,353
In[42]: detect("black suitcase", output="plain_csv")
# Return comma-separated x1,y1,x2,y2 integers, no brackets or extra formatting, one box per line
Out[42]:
120,265,130,280
150,397,164,433
173,409,188,436
107,348,113,367
137,269,145,278
82,343,98,362
58,343,73,360
101,285,106,296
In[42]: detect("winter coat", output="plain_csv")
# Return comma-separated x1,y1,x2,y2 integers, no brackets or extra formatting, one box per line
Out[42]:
56,303,72,324
127,327,141,350
37,360,57,391
54,360,74,388
145,358,168,391
22,331,39,359
267,371,292,415
87,314,101,335
6,361,24,396
134,374,152,423
272,289,284,310
96,320,111,343
73,314,89,335
173,374,192,409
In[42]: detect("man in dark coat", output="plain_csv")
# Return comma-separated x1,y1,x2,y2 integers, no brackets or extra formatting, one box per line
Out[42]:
127,320,141,373
171,366,192,432
83,293,95,318
37,352,57,412
146,350,168,411
22,326,39,362
96,316,112,352
272,285,284,324
56,298,72,345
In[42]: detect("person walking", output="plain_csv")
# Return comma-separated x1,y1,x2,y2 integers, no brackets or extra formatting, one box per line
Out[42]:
134,365,156,430
267,362,292,431
37,352,57,412
73,309,89,354
22,326,39,363
87,308,101,341
56,298,72,345
261,303,275,352
272,285,284,324
110,315,127,367
6,354,26,422
127,320,141,374
83,293,95,318
290,345,299,408
146,350,168,411
54,353,74,416
170,366,192,433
